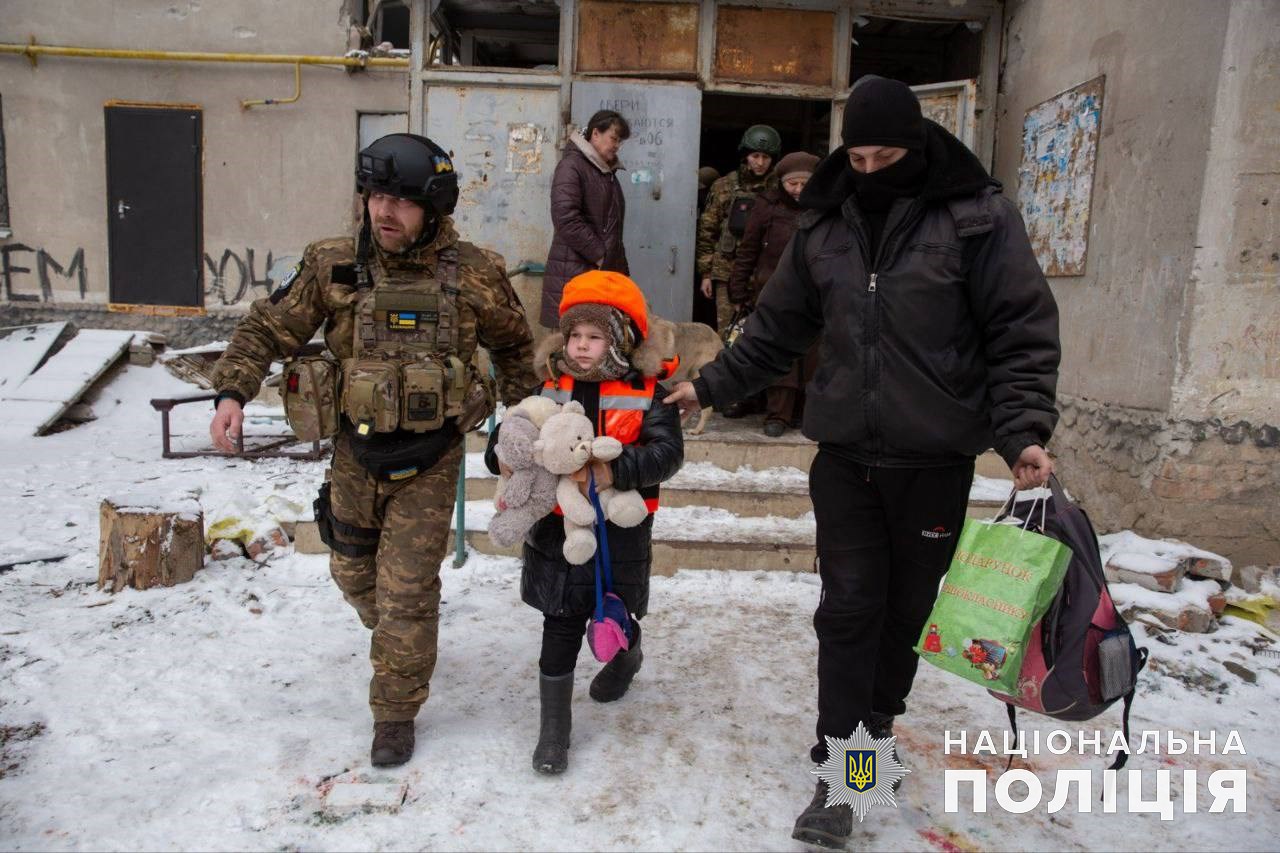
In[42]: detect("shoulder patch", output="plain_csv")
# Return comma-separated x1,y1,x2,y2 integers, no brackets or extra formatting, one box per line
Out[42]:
330,264,358,285
269,261,303,304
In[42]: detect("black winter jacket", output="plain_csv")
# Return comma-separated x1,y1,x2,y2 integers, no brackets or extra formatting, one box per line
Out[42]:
694,121,1060,468
485,379,683,619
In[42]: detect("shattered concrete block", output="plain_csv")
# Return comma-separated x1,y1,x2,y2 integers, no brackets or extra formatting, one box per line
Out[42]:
1222,660,1257,684
209,539,245,561
1230,564,1268,594
1105,559,1185,593
1120,601,1214,634
1183,555,1232,583
245,525,290,563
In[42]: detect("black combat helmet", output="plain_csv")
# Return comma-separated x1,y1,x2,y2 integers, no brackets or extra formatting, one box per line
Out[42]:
356,133,460,218
738,124,782,159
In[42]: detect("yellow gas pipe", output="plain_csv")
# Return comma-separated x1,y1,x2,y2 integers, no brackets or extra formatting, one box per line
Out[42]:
0,37,409,109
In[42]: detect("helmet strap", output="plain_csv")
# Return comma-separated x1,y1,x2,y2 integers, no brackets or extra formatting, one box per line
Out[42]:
354,202,373,289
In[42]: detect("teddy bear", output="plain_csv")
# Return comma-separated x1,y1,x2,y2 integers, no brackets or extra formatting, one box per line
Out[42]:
533,400,650,564
487,395,563,548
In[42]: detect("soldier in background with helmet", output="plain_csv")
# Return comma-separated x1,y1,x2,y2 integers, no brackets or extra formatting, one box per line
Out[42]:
696,125,781,341
207,133,539,768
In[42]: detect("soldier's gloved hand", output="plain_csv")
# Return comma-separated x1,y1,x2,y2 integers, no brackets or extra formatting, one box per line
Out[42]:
210,398,244,452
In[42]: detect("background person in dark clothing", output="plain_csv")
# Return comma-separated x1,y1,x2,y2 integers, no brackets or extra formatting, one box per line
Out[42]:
665,76,1060,848
728,151,820,437
540,110,631,329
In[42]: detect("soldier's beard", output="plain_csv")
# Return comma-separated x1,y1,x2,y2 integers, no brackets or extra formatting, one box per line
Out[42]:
373,219,423,253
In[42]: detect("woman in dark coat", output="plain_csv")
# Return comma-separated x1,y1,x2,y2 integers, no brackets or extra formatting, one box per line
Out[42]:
727,151,820,436
539,110,631,328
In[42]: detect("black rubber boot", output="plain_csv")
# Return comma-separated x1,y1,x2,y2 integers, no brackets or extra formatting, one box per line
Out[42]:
589,621,643,703
370,720,415,767
532,672,573,775
791,780,853,849
869,711,904,792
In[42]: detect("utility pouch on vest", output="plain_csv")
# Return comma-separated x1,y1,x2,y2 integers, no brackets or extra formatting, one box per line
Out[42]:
401,360,446,432
454,367,496,433
342,358,400,436
726,193,756,238
281,354,340,443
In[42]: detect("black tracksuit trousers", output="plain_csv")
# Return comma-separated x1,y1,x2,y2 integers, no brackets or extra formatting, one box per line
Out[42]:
808,449,974,763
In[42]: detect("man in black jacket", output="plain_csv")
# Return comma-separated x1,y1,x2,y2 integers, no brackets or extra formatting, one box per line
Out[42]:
665,76,1060,847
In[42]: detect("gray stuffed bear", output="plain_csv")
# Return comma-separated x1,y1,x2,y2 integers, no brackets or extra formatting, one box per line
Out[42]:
487,395,562,548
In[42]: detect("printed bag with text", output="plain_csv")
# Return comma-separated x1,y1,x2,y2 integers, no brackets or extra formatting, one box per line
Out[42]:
914,499,1073,694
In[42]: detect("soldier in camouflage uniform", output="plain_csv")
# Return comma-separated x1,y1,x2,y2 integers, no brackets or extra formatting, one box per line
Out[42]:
208,134,538,767
696,125,782,337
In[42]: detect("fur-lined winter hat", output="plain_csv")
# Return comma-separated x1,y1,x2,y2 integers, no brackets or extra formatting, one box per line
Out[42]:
538,271,675,382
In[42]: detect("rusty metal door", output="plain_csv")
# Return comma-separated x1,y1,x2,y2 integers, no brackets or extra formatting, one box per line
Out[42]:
571,80,700,322
425,86,559,319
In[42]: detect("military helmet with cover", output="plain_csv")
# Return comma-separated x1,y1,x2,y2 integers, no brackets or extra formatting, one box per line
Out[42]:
356,133,460,218
738,124,782,159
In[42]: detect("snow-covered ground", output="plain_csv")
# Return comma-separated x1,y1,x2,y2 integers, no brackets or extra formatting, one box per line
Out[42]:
2,362,1279,851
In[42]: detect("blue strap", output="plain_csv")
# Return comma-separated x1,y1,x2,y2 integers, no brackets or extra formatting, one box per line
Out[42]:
587,470,616,622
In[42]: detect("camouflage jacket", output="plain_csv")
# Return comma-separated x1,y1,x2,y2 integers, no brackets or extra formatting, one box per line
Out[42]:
211,217,539,407
695,166,778,281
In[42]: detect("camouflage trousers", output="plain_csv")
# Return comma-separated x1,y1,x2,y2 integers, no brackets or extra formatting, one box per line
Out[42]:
326,434,464,722
714,281,737,340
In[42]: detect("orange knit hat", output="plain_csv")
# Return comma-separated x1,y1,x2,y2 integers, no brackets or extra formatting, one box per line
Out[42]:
559,270,649,340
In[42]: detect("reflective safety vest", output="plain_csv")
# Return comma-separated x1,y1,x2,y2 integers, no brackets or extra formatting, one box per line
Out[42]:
541,373,661,514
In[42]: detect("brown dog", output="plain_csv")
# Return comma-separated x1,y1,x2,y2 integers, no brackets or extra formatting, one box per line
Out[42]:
531,316,722,435
649,316,722,435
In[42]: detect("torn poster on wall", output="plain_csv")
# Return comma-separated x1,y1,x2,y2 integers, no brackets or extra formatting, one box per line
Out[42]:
1017,76,1105,277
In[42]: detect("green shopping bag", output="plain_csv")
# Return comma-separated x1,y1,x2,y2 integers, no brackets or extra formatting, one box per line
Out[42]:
914,506,1073,694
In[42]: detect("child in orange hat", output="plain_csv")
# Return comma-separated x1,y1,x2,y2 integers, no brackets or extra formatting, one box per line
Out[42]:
485,270,684,776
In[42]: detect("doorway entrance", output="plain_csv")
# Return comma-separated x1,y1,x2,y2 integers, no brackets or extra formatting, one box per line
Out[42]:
698,93,831,177
105,104,202,308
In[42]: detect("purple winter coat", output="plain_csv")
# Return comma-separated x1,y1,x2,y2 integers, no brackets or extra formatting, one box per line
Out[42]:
540,131,629,327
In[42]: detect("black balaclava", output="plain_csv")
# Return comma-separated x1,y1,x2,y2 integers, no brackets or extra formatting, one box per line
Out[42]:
841,75,929,247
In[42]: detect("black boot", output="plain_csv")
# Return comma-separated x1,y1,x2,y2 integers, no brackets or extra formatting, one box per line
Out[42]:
532,672,573,775
791,780,853,849
869,711,903,792
589,621,643,703
370,720,415,767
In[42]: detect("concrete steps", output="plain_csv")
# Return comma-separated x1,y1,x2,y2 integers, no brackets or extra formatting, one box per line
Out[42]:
292,413,1018,574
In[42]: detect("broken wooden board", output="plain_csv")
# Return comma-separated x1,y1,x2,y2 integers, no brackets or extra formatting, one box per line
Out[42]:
0,322,69,395
0,329,135,436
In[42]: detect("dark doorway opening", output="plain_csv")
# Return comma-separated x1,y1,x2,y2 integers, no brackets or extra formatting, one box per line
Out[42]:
699,93,830,179
105,105,202,308
849,15,983,85
429,0,560,70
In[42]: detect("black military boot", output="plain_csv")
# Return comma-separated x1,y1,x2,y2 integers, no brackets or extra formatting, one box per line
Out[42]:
869,711,904,792
589,621,642,703
791,780,853,849
532,672,574,775
370,720,415,767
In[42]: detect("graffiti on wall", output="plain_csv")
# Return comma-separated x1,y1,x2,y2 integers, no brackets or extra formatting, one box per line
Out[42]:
1017,76,1105,277
203,248,298,306
1,244,88,302
1,242,297,306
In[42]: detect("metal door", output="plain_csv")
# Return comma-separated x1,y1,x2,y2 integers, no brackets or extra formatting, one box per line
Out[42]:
425,86,559,319
105,105,202,307
571,80,700,322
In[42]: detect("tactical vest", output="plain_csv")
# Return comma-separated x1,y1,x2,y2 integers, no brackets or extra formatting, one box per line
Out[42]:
541,373,661,514
281,247,480,443
717,182,765,255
